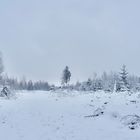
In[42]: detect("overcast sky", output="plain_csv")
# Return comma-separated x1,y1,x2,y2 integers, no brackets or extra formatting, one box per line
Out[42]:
0,0,140,84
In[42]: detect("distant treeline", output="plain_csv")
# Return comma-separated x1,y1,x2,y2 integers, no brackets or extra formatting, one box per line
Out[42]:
0,65,140,93
0,52,140,92
0,75,54,91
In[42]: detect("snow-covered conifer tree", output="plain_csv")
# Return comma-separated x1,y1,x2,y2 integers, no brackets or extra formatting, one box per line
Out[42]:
119,65,129,91
27,80,34,90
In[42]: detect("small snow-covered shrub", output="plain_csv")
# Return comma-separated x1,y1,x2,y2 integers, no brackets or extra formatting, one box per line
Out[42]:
0,87,15,99
85,107,104,118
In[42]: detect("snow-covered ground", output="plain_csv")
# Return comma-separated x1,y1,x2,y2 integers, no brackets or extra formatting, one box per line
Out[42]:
0,90,140,140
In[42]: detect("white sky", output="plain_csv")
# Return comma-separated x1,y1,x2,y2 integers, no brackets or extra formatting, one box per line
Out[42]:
0,0,140,84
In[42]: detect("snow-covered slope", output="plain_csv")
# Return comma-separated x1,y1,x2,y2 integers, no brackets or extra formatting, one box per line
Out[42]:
0,91,140,140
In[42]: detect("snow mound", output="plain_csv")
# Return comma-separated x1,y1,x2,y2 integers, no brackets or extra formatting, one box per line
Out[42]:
121,115,140,130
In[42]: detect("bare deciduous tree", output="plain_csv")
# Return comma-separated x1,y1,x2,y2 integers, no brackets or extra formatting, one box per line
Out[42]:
0,52,4,75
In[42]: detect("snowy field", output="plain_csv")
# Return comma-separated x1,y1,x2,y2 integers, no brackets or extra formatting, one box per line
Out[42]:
0,91,140,140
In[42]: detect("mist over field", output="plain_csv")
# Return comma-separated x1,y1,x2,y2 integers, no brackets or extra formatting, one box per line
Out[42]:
0,1,140,140
0,0,140,84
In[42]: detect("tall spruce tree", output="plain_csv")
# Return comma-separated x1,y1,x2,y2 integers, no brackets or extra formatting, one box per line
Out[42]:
61,66,71,87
